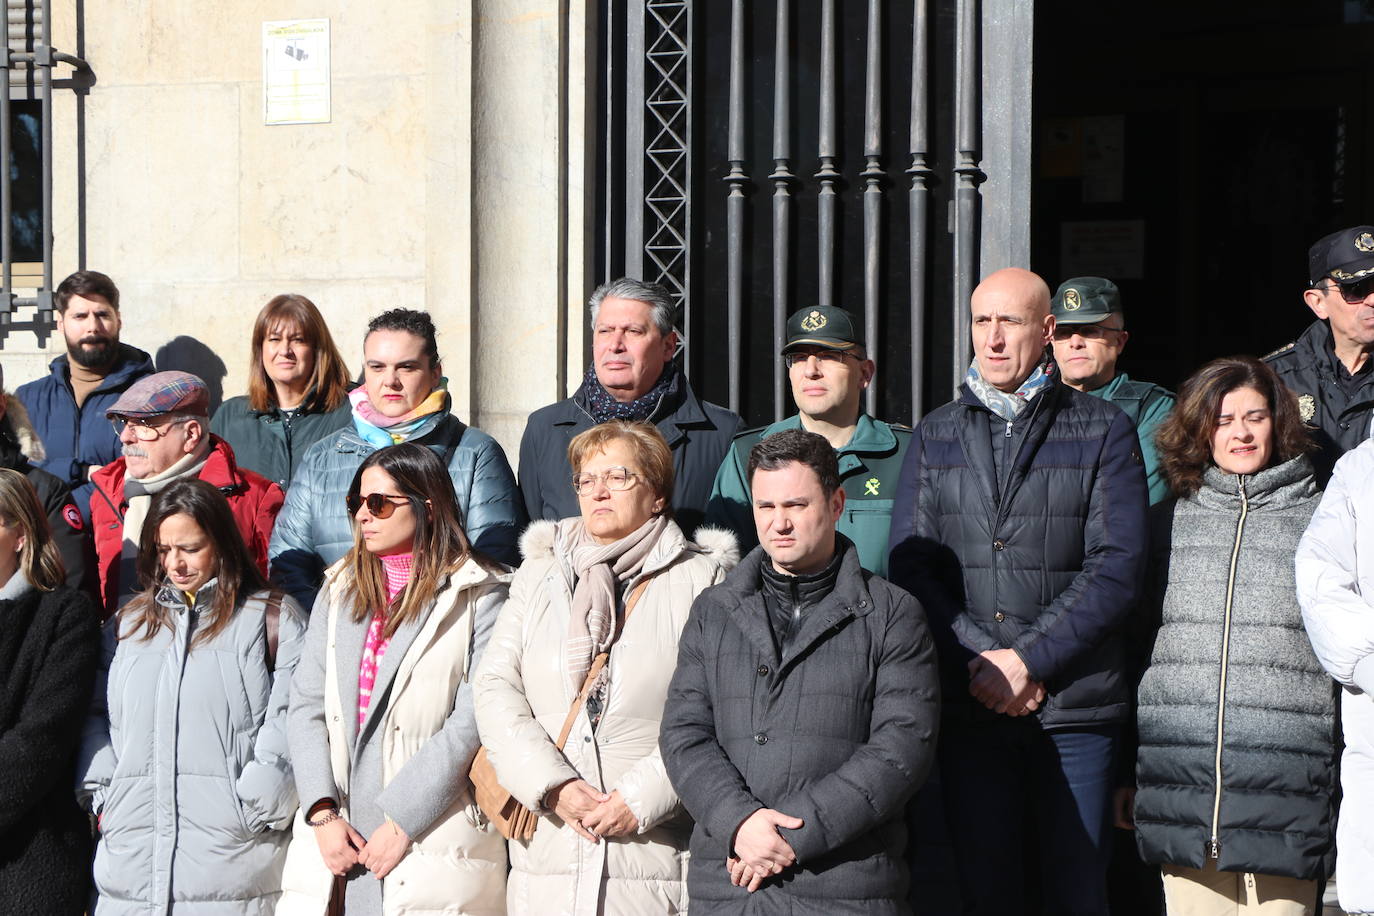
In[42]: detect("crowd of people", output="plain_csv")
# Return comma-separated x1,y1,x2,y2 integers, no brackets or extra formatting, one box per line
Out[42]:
4,225,1374,915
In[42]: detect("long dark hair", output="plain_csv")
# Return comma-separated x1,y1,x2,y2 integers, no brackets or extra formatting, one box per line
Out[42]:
119,478,270,646
1156,355,1313,497
333,443,492,638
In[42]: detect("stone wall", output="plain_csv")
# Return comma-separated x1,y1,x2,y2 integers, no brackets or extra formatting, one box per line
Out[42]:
3,0,590,467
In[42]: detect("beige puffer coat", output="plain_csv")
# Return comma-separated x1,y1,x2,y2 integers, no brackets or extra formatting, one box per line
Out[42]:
474,519,737,916
277,557,510,915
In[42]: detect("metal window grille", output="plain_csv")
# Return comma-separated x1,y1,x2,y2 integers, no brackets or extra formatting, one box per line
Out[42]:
0,0,90,343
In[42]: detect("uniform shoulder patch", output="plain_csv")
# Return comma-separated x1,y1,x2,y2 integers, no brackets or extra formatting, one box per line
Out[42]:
62,503,84,531
1261,341,1296,362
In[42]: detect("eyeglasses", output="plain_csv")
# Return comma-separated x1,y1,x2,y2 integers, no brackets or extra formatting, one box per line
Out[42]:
571,467,641,496
1324,277,1374,304
783,349,858,367
1052,322,1125,341
346,492,412,519
110,415,193,441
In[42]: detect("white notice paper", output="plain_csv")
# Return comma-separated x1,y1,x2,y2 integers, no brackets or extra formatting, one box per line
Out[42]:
263,19,330,125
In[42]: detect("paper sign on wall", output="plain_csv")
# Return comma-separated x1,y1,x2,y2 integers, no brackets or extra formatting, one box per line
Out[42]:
263,19,330,125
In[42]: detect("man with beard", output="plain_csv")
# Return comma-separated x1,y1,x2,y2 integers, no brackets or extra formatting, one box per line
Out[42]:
16,270,155,521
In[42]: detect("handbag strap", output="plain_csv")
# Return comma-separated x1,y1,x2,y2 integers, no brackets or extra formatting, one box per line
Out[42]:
553,576,651,751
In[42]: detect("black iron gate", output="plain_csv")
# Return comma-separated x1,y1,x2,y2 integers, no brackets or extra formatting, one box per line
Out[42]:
597,0,1021,428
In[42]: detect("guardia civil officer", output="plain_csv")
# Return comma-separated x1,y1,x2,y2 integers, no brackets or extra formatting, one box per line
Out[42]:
1265,225,1374,483
704,306,910,576
1051,278,1175,505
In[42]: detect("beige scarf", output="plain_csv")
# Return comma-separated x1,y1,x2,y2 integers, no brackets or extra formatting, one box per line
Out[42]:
559,514,668,695
117,443,210,605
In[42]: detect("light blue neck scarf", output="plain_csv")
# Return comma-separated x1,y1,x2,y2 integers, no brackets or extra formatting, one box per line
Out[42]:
965,349,1057,421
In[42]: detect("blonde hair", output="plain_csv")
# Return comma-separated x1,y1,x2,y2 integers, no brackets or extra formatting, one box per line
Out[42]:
0,468,65,591
567,420,675,507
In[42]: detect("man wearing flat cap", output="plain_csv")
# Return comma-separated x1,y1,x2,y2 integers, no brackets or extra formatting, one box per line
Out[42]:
704,305,910,576
1265,225,1374,483
1051,277,1175,505
90,371,284,616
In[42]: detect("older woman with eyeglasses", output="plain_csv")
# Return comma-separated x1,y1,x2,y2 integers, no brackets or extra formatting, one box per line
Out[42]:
475,420,737,915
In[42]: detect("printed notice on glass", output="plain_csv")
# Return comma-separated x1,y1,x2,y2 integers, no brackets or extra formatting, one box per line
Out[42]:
263,19,330,125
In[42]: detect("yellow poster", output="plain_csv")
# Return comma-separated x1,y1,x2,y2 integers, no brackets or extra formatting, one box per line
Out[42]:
263,19,330,125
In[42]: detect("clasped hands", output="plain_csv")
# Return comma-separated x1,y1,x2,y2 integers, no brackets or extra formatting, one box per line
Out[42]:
313,816,411,880
547,779,640,844
968,648,1045,716
726,807,804,893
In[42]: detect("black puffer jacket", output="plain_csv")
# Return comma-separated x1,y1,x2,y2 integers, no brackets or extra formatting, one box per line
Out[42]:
1134,456,1336,880
0,579,99,915
1265,319,1374,484
887,380,1149,727
660,537,940,914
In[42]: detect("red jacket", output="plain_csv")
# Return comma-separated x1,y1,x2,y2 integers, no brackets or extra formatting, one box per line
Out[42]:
89,435,285,616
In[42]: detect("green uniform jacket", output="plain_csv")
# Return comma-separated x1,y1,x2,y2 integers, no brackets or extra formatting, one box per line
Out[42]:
704,413,911,576
1085,372,1175,505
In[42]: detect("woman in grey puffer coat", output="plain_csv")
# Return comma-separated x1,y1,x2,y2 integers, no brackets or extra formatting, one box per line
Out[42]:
78,478,305,915
1129,357,1336,914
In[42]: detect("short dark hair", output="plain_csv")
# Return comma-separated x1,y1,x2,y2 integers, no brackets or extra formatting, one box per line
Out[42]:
746,428,840,497
1156,355,1313,497
56,270,119,312
366,308,440,367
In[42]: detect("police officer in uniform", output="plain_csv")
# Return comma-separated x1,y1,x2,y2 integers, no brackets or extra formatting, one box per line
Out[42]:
704,305,910,576
1265,225,1374,484
1051,277,1175,504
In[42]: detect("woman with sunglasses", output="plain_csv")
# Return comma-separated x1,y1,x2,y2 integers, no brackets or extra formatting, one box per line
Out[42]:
78,477,305,914
475,420,737,915
277,442,509,915
1126,357,1335,914
0,469,98,915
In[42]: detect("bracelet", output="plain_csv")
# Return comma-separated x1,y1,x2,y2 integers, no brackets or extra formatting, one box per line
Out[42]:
307,808,342,828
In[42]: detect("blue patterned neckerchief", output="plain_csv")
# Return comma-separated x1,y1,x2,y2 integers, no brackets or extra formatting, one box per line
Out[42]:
577,361,681,424
965,349,1056,421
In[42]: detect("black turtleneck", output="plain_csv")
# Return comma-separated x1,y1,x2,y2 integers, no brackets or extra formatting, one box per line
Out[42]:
760,543,844,655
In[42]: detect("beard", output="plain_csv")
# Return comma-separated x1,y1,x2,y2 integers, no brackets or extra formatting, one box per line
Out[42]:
68,336,118,369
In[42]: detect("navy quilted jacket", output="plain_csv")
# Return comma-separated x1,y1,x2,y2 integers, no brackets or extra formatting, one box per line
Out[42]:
887,380,1148,728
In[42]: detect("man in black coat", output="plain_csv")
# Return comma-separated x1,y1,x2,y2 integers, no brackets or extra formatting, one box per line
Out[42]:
887,267,1149,914
661,428,939,915
518,277,740,536
1264,225,1374,484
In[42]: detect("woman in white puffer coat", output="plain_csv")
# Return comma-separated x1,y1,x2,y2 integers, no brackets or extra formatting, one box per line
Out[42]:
277,442,509,915
1298,436,1374,916
474,421,737,916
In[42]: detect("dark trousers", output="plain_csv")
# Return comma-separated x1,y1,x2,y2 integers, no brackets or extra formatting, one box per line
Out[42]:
938,718,1119,915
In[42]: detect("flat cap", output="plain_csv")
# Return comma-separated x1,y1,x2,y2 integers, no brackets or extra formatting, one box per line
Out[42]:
107,371,210,419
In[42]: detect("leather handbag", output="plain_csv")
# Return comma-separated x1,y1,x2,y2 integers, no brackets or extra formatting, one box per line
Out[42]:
470,578,651,841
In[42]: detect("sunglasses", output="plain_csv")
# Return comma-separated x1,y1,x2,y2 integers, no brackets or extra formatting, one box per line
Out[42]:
1052,322,1124,341
1325,277,1374,304
346,492,412,519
